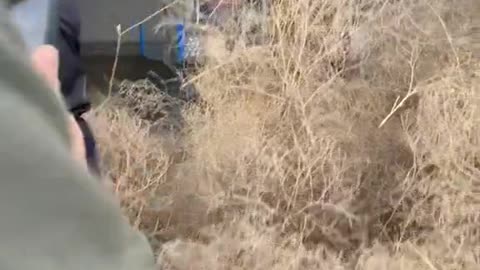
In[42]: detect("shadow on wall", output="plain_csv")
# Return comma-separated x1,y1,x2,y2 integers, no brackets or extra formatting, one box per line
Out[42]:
82,55,176,99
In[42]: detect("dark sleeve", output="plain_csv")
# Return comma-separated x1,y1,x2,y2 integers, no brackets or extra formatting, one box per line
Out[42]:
58,0,91,115
0,3,156,270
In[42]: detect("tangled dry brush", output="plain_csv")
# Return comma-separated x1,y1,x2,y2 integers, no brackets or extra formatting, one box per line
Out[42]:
91,0,480,269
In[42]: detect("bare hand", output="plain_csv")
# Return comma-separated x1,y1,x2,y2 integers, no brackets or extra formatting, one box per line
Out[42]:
31,45,87,168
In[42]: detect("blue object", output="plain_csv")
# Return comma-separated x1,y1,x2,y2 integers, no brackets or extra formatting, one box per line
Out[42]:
176,23,185,65
139,23,146,57
138,22,186,66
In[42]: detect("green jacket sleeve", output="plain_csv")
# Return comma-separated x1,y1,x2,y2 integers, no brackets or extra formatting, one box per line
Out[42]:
0,3,156,270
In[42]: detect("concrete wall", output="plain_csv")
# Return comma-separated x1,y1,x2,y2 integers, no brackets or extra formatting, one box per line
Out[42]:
77,0,192,67
78,0,160,43
78,0,173,57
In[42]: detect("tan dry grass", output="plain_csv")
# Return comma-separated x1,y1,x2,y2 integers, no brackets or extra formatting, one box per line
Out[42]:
91,0,480,268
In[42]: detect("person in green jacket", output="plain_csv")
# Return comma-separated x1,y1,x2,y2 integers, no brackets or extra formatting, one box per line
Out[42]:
0,2,156,269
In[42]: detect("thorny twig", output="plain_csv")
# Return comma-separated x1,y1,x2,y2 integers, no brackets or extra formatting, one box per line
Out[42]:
378,46,420,128
426,2,460,68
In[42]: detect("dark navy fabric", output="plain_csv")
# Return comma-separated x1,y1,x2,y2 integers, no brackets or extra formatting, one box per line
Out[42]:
58,0,100,175
58,0,90,115
75,116,101,176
